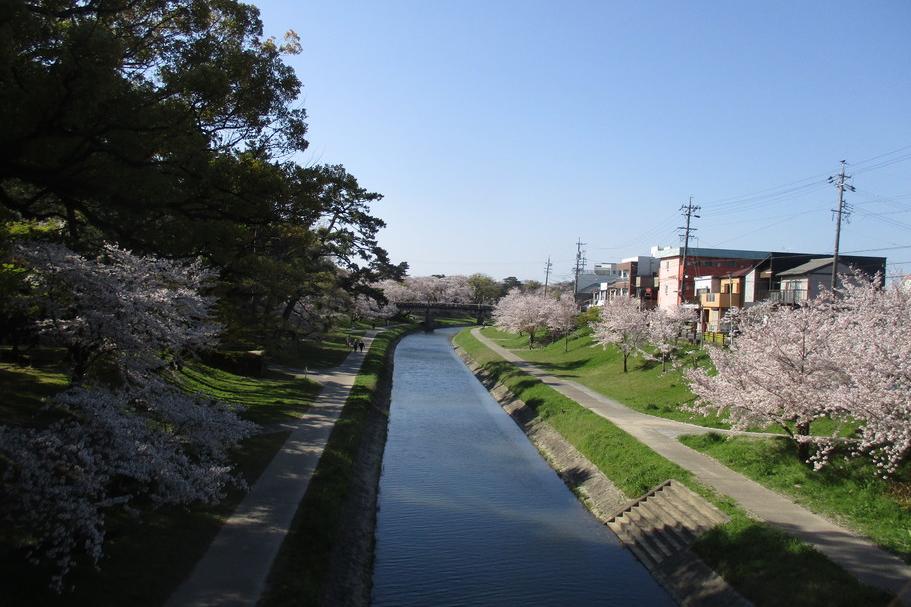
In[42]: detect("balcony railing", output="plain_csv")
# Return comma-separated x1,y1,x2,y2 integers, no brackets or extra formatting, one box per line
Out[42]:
768,289,807,304
699,292,741,308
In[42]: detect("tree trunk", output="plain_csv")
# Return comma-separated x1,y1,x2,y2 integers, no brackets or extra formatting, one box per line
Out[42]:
796,421,811,462
282,291,303,321
65,202,79,244
623,351,629,373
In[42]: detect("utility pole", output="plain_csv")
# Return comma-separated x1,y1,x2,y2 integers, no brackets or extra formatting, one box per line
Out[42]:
828,160,855,289
677,197,701,305
543,256,553,296
572,238,587,297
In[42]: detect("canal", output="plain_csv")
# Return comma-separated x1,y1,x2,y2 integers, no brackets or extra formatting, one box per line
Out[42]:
371,329,673,606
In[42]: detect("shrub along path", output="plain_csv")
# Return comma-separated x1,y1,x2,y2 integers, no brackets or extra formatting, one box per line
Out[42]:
165,332,379,607
471,327,911,603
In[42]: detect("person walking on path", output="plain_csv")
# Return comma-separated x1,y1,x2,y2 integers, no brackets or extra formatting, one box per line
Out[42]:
167,331,381,607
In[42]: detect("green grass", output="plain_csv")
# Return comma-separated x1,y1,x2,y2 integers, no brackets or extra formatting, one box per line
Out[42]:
1,429,287,606
431,314,478,328
263,330,358,369
260,324,415,607
175,362,321,425
0,339,339,605
681,433,911,562
455,328,892,606
0,362,69,426
481,326,731,428
481,327,853,437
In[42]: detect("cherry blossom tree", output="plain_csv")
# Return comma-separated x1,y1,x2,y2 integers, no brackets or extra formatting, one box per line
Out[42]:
407,275,472,303
375,275,471,304
352,294,398,327
647,305,694,372
685,295,846,462
831,277,911,475
2,242,253,588
592,297,649,373
374,278,412,304
545,293,578,352
493,289,550,348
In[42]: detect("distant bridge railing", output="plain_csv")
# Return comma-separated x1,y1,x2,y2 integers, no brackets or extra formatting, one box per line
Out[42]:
394,301,494,327
395,301,494,312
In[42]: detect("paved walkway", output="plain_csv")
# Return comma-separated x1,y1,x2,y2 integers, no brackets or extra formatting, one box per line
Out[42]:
167,333,378,607
472,328,911,603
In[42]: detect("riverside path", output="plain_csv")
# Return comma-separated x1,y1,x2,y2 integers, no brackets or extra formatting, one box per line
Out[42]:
471,327,911,604
166,332,378,607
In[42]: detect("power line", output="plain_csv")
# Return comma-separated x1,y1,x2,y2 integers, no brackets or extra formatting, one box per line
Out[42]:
852,152,911,176
852,143,911,166
841,244,911,254
696,143,911,214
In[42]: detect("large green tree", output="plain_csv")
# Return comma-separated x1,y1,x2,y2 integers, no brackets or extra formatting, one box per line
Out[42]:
0,0,404,342
0,0,306,252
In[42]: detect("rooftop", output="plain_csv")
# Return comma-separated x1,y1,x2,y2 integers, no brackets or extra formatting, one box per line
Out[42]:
778,257,843,276
651,246,771,260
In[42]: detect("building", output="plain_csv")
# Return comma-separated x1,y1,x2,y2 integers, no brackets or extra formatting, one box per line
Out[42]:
653,246,886,331
590,256,659,308
774,258,854,304
697,253,886,332
653,246,770,310
575,265,620,306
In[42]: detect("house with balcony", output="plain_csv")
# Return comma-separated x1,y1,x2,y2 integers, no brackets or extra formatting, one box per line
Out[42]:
656,248,887,333
773,258,852,304
695,272,748,332
744,253,886,304
653,246,771,311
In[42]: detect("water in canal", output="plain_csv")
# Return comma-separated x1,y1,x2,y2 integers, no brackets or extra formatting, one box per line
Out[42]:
371,329,673,606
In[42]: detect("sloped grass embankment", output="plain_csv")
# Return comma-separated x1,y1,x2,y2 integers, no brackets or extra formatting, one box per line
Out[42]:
0,353,322,605
455,328,891,607
261,325,413,607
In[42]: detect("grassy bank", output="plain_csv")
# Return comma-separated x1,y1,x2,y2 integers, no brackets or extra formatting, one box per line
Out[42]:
681,433,911,562
455,328,891,606
260,325,414,607
480,326,730,428
0,348,326,605
482,326,852,437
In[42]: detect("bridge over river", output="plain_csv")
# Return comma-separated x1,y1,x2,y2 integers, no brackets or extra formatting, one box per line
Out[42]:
395,301,494,327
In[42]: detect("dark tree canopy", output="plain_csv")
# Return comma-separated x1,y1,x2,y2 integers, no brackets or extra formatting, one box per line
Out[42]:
0,0,404,343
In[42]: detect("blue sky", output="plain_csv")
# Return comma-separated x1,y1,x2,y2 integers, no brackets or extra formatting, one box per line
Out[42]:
256,0,911,282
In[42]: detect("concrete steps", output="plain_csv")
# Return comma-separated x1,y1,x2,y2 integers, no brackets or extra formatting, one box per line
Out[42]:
606,480,729,570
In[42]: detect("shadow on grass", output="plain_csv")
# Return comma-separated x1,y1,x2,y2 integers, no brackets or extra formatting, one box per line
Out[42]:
0,429,290,607
540,359,590,372
695,518,892,607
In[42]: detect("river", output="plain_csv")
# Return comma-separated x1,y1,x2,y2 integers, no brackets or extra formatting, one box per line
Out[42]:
370,329,673,606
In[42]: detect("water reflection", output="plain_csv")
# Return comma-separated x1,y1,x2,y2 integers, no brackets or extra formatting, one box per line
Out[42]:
371,329,672,606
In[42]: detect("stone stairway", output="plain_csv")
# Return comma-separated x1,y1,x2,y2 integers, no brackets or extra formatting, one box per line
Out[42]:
607,480,730,571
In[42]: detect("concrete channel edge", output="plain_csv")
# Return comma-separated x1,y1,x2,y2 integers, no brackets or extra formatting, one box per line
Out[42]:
452,342,751,607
